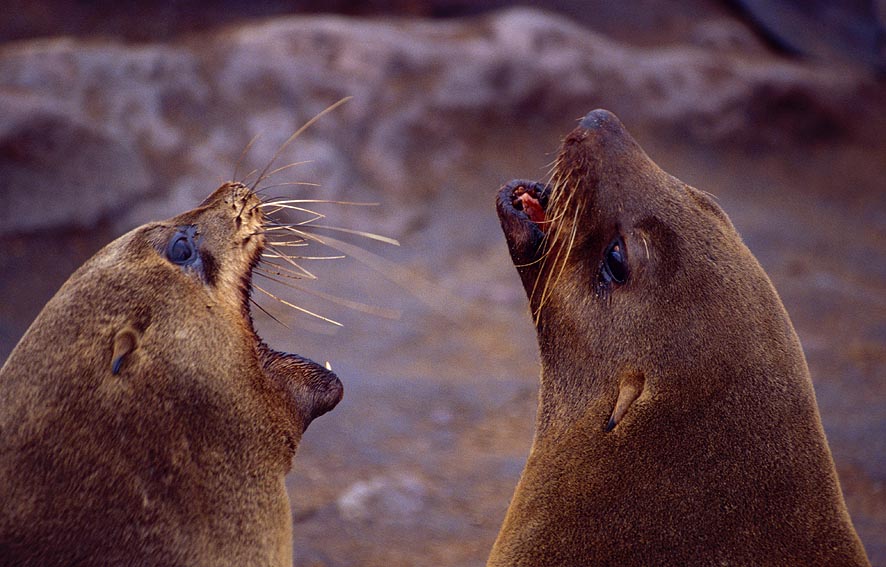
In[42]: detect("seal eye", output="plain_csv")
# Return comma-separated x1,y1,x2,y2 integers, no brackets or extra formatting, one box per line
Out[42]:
166,229,197,265
602,238,627,285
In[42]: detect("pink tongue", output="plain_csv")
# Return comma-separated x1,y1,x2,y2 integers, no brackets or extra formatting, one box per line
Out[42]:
517,192,546,230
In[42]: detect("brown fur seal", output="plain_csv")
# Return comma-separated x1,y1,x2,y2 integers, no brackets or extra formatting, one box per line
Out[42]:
0,182,342,566
491,109,870,565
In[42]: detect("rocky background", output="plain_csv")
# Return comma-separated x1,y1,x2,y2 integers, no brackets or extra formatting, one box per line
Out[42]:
1,2,884,565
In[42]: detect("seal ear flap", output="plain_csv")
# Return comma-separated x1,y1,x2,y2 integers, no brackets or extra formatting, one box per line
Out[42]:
605,370,645,432
111,327,140,375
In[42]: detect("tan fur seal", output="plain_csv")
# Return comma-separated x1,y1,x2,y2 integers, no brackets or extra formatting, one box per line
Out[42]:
491,109,870,565
0,182,343,566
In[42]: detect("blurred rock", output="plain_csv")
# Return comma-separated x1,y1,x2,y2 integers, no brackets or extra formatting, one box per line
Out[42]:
0,98,152,234
1,8,881,236
689,17,768,53
734,0,886,71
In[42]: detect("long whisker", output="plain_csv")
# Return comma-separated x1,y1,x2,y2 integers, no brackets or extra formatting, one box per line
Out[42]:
253,284,342,327
261,203,325,216
256,270,400,319
264,212,325,226
265,246,318,279
260,199,380,207
239,168,260,186
267,240,310,247
294,224,400,246
258,260,315,280
273,229,465,316
256,266,310,281
263,253,345,260
536,199,581,322
249,296,290,329
533,163,577,318
251,96,352,191
233,133,263,183
528,175,562,305
260,160,314,181
263,226,299,232
255,181,323,194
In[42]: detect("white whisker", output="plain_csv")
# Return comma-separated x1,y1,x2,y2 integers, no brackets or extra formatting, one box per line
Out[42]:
233,133,262,183
253,284,342,327
260,199,379,207
251,97,352,191
296,225,400,246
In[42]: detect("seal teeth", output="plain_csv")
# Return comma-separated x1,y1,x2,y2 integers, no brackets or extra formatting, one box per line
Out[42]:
325,361,332,371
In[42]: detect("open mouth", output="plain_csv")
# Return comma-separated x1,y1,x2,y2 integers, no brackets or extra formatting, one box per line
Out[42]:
226,185,344,428
246,278,345,428
512,183,550,229
496,180,552,265
499,180,552,232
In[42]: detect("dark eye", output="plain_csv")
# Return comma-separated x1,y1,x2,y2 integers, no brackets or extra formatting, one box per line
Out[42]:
602,238,627,285
166,231,197,265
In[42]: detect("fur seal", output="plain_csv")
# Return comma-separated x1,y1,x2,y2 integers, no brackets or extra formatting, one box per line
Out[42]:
490,109,870,565
0,182,343,566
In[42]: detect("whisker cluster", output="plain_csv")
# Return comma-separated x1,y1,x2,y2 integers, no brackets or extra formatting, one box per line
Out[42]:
230,97,401,329
529,154,584,323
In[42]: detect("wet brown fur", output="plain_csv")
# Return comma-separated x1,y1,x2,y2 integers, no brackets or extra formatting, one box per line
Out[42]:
0,183,342,566
491,110,869,566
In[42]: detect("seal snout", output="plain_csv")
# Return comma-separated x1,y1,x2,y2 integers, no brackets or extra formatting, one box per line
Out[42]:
510,183,549,229
567,109,630,150
578,108,619,130
496,180,551,266
568,109,639,162
497,181,550,227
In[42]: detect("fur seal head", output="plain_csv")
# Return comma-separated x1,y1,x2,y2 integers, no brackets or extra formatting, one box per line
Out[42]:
0,182,342,566
492,110,869,565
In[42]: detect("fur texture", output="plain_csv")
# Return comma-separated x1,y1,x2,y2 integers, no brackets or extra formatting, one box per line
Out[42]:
491,110,869,566
0,183,342,566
